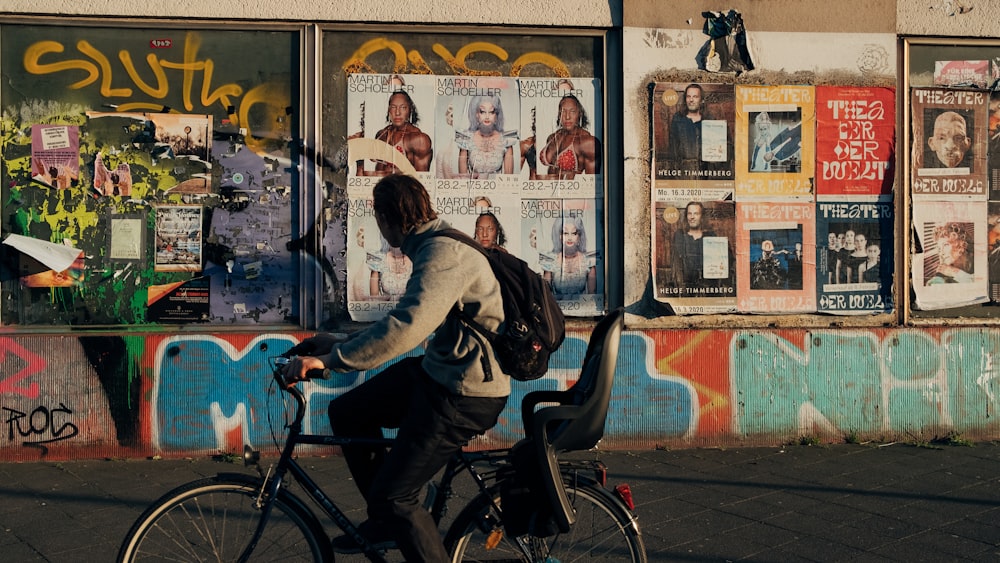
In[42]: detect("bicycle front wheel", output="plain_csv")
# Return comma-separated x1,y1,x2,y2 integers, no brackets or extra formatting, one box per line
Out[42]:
117,474,330,562
445,480,646,562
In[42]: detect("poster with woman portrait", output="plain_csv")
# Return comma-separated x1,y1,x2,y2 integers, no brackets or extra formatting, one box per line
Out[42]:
521,198,603,317
518,77,602,199
735,202,816,313
346,73,437,192
344,194,409,322
734,85,815,201
432,192,520,257
435,76,520,197
912,201,988,310
910,87,987,201
816,201,894,314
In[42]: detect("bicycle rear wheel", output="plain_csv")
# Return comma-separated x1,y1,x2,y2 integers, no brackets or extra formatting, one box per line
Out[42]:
117,474,330,562
445,479,646,562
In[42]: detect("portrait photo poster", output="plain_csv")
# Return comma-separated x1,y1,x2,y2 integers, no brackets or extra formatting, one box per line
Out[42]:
815,201,894,315
517,76,602,198
344,194,409,322
815,86,896,200
651,82,735,191
735,202,816,313
651,197,737,314
910,87,988,201
734,85,815,201
525,198,604,317
912,200,988,310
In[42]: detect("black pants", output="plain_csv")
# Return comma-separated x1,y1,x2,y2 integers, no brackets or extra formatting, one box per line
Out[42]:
328,356,508,562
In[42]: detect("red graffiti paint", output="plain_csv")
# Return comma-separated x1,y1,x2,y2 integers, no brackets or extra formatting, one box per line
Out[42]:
0,340,45,399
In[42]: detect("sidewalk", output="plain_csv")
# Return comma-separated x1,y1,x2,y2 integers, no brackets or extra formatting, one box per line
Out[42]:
1,442,998,561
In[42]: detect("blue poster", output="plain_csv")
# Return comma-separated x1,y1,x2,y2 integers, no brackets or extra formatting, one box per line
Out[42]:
816,202,894,314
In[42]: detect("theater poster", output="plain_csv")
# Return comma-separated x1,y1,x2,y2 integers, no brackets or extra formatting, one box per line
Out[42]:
815,86,895,200
989,202,1000,302
734,85,815,201
910,87,987,201
735,202,816,313
912,200,988,310
989,90,1000,200
651,193,736,314
345,194,411,322
816,201,894,315
651,82,735,193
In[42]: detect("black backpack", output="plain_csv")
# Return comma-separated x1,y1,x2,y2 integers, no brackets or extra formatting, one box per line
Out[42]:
434,229,565,382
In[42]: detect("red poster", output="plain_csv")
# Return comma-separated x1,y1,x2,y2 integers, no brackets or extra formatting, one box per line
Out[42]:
815,86,895,200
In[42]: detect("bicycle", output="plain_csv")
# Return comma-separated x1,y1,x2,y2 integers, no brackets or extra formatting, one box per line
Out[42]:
117,307,645,562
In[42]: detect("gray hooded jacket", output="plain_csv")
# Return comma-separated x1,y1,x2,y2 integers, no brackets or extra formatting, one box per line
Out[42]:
323,218,510,398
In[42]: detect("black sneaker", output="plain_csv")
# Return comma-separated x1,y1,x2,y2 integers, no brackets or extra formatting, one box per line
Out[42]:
330,520,397,554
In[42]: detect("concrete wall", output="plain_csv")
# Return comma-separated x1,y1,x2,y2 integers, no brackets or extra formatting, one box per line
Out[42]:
1,1,999,461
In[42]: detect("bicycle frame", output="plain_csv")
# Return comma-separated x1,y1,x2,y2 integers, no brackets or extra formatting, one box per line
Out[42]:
238,360,510,562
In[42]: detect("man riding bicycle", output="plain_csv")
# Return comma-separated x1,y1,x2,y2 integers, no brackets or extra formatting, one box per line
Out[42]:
283,173,510,562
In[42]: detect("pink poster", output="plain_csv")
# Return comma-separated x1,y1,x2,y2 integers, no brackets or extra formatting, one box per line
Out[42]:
736,202,816,313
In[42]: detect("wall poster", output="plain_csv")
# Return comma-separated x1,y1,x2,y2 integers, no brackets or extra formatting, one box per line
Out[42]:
910,87,988,201
735,202,816,313
734,85,815,201
816,201,894,314
815,86,895,200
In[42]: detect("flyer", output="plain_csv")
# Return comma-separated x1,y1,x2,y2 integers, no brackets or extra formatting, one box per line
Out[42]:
651,196,737,314
154,205,203,272
30,124,80,189
911,200,988,310
910,87,988,200
735,202,816,313
816,201,894,314
815,86,895,200
734,85,815,200
651,82,735,192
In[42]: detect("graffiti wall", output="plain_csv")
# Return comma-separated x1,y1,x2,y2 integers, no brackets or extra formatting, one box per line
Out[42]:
2,325,999,460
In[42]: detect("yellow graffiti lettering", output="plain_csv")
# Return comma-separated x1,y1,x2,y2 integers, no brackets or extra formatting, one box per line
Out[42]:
22,41,99,90
76,41,132,97
406,51,433,74
432,42,506,76
339,37,570,78
199,60,242,113
239,82,292,153
510,52,569,77
343,38,408,75
119,52,169,98
22,32,245,115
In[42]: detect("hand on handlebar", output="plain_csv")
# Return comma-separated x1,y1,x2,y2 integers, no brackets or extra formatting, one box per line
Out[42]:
281,355,330,386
